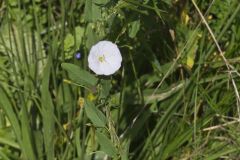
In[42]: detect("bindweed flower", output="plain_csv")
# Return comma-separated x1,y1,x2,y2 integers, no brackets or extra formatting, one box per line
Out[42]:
88,40,122,75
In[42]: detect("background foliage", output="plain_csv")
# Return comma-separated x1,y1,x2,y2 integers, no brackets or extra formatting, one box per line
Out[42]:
0,0,240,159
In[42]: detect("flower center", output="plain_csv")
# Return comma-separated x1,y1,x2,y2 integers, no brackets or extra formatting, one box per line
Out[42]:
98,55,105,63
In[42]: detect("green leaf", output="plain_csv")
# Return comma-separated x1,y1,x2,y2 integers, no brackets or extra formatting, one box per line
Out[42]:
128,20,140,38
0,127,19,149
8,0,18,6
41,58,55,160
186,39,198,69
84,100,107,127
61,63,98,87
85,23,104,49
99,79,112,99
33,131,44,159
0,86,21,145
75,26,84,47
84,0,102,22
96,130,118,157
121,140,130,160
64,33,74,51
94,0,110,5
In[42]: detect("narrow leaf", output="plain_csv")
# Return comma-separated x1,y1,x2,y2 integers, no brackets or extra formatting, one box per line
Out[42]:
61,63,98,87
84,100,107,127
96,130,118,157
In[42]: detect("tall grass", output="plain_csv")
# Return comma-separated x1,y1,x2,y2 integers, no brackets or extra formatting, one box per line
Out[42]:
0,0,240,159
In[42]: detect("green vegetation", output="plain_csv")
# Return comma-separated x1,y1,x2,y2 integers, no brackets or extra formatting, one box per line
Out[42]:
0,0,240,159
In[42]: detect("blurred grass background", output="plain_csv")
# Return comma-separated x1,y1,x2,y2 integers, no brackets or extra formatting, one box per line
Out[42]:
0,0,240,159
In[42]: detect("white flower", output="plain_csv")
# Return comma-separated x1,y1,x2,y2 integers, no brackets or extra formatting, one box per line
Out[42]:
88,40,122,76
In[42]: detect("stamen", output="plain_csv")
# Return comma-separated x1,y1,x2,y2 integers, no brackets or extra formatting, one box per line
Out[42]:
98,55,105,63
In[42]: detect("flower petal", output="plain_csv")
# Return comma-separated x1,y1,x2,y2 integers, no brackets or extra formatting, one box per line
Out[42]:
99,62,115,75
105,55,121,72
